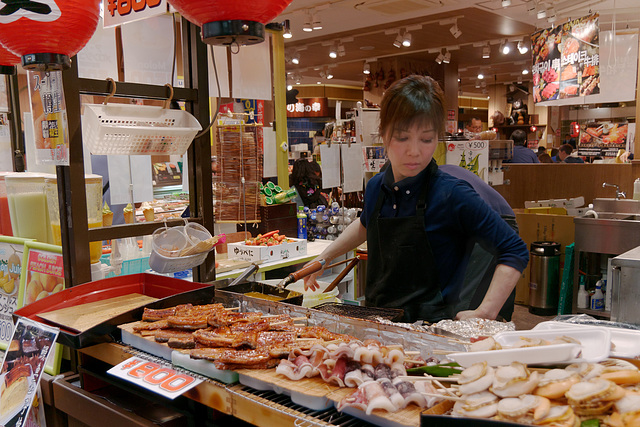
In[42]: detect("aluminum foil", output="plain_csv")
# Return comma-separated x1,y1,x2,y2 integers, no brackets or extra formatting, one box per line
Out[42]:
430,318,515,339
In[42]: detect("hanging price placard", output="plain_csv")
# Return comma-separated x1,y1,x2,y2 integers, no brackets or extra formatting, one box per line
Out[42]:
104,0,168,28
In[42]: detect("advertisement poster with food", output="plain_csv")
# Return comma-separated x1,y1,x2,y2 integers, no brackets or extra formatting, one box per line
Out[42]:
445,140,489,183
532,14,599,103
363,146,386,172
0,238,30,350
0,318,59,427
578,121,628,157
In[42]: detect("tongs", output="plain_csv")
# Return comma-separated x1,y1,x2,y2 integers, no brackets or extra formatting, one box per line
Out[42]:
277,257,359,293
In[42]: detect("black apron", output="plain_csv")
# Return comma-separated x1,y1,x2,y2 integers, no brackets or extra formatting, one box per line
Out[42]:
365,162,453,323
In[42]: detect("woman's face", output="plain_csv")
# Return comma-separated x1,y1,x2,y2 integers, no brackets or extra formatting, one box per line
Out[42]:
385,122,437,182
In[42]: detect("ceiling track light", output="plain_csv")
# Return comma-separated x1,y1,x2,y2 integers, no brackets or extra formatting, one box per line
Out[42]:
282,19,292,39
291,51,300,65
537,8,547,19
312,13,322,30
363,63,371,74
547,8,557,22
517,41,528,54
482,44,490,59
501,39,511,55
393,32,403,48
478,72,484,79
449,22,462,39
443,50,451,64
402,32,412,47
522,69,529,75
435,51,445,64
329,45,337,59
501,0,511,6
338,44,346,57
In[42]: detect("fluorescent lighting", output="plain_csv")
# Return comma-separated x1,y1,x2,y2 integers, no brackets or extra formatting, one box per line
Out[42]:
443,50,451,64
482,45,490,59
291,52,300,65
517,41,528,54
502,0,511,6
393,33,403,48
478,73,484,79
363,63,371,74
402,32,412,47
450,24,462,39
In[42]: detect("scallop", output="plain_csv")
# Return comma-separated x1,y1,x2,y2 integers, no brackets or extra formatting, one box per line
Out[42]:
459,366,494,395
535,405,574,424
534,369,581,399
566,378,617,402
614,394,640,416
492,363,540,398
565,362,605,380
468,337,501,352
497,395,540,418
452,391,499,419
458,362,488,384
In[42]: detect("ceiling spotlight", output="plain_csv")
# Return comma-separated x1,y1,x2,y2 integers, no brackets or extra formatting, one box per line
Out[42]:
450,23,462,39
435,52,445,64
319,70,326,79
443,50,451,64
393,33,403,48
312,14,322,30
478,73,484,79
475,79,481,88
402,32,412,47
363,63,371,74
338,44,346,57
287,84,293,91
501,40,511,55
291,51,300,65
327,72,334,79
537,6,547,19
282,19,292,39
303,12,313,32
522,69,529,75
317,81,322,85
482,45,490,59
501,0,511,6
329,45,337,59
517,41,528,54
517,76,523,85
547,8,557,22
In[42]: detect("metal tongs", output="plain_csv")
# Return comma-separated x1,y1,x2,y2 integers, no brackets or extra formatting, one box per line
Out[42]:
277,257,359,293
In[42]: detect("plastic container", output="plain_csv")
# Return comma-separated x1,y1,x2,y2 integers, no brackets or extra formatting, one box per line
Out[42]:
0,172,14,236
528,241,561,316
151,227,188,258
5,172,55,244
577,275,589,309
46,174,103,263
297,206,307,239
149,221,215,274
591,280,604,311
83,103,202,156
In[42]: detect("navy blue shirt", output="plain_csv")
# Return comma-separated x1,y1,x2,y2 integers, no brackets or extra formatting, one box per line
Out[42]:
361,163,528,304
508,145,540,163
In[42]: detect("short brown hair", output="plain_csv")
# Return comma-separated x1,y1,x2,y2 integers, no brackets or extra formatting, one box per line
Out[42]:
559,144,573,154
378,75,445,146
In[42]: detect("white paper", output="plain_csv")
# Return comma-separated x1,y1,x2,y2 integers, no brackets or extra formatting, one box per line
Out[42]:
122,14,176,86
320,144,341,189
231,36,272,100
23,112,56,174
342,143,365,193
208,46,230,98
77,17,119,80
263,127,277,178
107,155,153,205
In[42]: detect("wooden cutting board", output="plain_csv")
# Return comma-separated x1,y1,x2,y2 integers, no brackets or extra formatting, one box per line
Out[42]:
38,293,158,333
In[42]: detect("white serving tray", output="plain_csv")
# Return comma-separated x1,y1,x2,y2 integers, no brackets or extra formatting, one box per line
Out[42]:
533,321,640,359
121,328,173,360
448,343,582,368
237,373,333,411
171,351,238,384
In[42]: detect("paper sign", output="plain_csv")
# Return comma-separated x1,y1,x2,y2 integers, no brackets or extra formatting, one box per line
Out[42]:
342,143,364,193
108,357,202,399
363,146,386,172
319,144,340,189
0,238,31,350
0,318,59,427
445,140,490,183
107,155,154,205
104,0,168,29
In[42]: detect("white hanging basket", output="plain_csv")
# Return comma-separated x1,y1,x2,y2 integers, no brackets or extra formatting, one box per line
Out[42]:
83,103,202,156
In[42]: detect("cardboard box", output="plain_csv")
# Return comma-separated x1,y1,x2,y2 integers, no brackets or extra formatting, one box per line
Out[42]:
228,238,307,262
514,210,576,306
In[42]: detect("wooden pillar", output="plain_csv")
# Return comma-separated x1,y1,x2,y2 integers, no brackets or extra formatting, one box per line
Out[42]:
269,29,289,189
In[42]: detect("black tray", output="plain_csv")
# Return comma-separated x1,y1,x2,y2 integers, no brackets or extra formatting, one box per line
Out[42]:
215,281,303,306
312,303,404,322
421,415,522,426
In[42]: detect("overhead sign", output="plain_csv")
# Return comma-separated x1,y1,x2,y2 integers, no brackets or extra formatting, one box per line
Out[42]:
531,14,600,103
287,98,328,118
104,0,168,28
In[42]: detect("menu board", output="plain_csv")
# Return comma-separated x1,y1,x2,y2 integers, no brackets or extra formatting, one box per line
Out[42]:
578,121,629,157
532,14,599,103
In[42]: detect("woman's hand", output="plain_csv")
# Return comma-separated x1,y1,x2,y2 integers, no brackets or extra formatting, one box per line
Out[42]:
302,259,326,291
455,308,493,321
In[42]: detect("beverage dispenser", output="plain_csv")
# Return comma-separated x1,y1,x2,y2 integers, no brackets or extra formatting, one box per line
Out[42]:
5,173,55,244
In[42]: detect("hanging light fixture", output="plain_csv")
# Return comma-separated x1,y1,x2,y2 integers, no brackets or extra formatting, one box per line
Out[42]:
291,51,300,64
501,39,511,55
303,11,313,32
547,8,557,23
449,21,462,39
478,72,484,79
443,50,451,64
435,51,445,64
168,0,294,45
282,19,292,38
363,63,371,74
482,44,491,59
338,44,346,57
537,3,547,19
522,69,529,75
402,32,412,47
517,41,528,54
393,32,403,48
329,45,337,59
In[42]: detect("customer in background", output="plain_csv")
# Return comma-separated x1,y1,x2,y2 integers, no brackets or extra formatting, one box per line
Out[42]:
289,159,328,209
538,153,554,163
563,134,577,150
553,144,584,163
463,117,483,139
506,129,539,163
537,146,547,156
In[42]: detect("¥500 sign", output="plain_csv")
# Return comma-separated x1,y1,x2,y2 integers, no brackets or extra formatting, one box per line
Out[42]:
104,0,168,29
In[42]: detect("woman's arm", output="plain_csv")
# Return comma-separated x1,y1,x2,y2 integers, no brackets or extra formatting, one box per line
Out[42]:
454,264,521,320
303,219,367,291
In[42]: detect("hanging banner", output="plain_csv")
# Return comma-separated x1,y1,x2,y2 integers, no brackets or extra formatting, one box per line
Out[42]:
532,14,600,103
104,0,168,28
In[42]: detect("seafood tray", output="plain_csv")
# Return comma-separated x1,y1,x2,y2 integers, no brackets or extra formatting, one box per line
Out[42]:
420,415,521,426
312,303,404,322
14,273,214,348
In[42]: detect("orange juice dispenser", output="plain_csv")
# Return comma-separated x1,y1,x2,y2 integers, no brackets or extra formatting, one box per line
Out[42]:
0,172,14,236
45,174,103,264
5,172,55,244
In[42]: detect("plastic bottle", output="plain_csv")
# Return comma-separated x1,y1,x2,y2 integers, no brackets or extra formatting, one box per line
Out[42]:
297,206,307,240
273,187,298,204
590,280,605,311
577,276,589,309
634,178,640,200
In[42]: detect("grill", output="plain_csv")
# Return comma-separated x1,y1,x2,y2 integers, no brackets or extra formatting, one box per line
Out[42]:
230,384,377,427
313,303,404,322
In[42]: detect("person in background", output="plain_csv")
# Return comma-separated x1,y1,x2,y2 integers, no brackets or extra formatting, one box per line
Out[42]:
463,117,483,139
538,153,554,163
289,158,328,209
553,144,584,163
537,146,547,156
440,164,518,321
563,134,577,150
506,129,539,163
303,75,528,323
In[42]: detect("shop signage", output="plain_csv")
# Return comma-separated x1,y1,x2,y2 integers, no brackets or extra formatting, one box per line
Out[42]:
286,98,328,118
0,237,32,351
104,0,168,28
108,357,202,399
532,14,600,103
363,146,386,172
577,121,628,158
445,140,489,183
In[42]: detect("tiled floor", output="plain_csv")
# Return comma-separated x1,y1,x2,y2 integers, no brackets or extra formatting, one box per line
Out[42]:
511,303,558,330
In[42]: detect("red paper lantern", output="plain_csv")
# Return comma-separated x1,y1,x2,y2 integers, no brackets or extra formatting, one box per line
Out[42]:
168,0,293,45
0,44,20,75
0,0,101,70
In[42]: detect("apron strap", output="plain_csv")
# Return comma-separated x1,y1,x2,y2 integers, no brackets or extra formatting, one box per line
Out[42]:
416,160,437,217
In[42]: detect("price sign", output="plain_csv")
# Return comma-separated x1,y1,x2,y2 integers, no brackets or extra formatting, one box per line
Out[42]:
104,0,168,28
445,139,490,183
0,237,32,351
108,357,202,399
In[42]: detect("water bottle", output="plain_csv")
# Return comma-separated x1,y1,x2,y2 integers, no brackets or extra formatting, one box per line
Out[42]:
577,276,589,309
634,178,640,200
590,280,604,311
297,206,307,240
273,187,298,204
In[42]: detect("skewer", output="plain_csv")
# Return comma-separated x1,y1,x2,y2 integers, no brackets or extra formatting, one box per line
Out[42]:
291,316,307,321
396,375,459,382
433,379,459,398
225,306,241,311
293,323,306,327
404,359,424,364
431,349,455,355
420,392,463,402
269,320,290,326
447,338,471,345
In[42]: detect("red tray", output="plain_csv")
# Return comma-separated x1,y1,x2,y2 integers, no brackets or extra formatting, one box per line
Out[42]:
14,273,215,349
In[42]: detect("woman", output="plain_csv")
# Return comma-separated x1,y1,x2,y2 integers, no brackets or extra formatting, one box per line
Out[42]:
303,75,528,323
289,158,328,209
